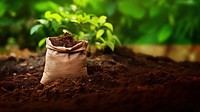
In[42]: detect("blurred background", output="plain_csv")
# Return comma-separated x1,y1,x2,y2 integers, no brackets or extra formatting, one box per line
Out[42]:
0,0,200,61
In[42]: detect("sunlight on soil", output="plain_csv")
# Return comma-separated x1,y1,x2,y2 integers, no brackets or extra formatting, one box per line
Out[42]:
1,45,200,62
130,45,200,62
0,45,37,59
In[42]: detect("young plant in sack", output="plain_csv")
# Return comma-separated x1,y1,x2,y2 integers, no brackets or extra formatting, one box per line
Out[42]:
40,33,88,84
30,5,121,84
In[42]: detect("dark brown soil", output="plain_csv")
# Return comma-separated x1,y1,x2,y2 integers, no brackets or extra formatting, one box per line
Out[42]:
0,47,200,112
49,33,78,47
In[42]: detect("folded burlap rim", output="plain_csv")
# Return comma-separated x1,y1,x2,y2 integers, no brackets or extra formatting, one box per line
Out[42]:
46,37,88,53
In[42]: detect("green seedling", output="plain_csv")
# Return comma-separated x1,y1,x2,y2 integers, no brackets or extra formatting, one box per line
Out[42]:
30,4,121,51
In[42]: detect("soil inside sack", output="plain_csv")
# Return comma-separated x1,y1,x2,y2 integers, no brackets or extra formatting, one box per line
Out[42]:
49,33,79,47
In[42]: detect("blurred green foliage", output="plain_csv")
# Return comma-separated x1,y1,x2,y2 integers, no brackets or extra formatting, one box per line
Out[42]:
0,0,200,50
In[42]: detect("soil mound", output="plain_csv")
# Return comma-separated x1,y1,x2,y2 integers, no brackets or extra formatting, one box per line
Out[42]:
0,47,200,112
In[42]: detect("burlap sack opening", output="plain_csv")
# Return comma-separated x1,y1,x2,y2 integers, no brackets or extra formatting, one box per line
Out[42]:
40,37,88,84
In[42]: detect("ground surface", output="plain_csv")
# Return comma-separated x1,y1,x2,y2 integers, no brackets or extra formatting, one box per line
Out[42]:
0,47,200,112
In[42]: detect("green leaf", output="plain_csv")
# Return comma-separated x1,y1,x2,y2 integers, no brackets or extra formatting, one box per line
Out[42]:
158,25,172,43
96,43,106,50
71,19,80,24
38,38,46,47
30,25,42,35
78,31,86,40
96,29,104,38
106,41,115,51
36,19,49,25
45,11,51,19
118,0,145,19
113,35,122,46
52,20,59,32
44,11,62,23
90,16,99,27
104,22,113,32
78,14,83,21
106,30,113,40
98,16,107,24
51,13,62,23
106,30,121,46
99,37,106,43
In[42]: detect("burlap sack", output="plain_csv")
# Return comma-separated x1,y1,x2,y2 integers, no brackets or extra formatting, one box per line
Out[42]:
40,37,88,84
